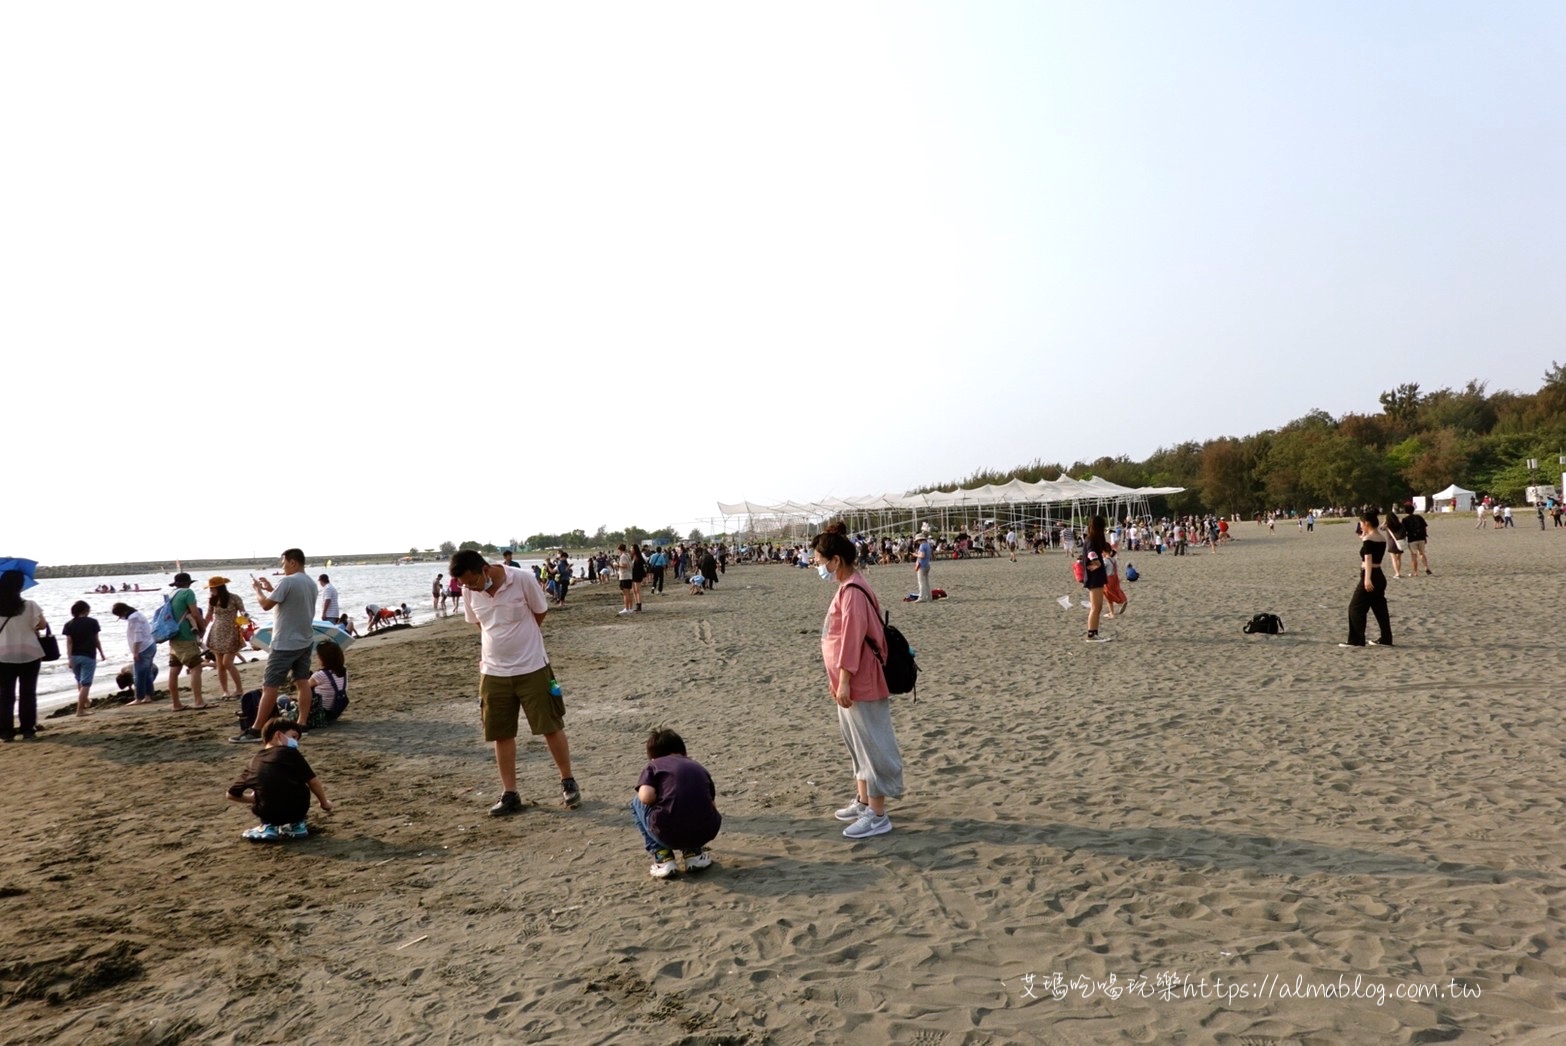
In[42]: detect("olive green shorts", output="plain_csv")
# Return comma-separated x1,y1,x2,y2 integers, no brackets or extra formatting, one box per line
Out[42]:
480,665,562,741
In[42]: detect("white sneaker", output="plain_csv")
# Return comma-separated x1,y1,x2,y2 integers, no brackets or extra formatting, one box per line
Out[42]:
843,812,893,839
682,848,713,872
834,799,869,822
649,849,678,878
617,609,632,616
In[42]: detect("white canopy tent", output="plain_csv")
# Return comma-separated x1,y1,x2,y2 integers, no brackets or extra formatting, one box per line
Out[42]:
718,476,1186,540
1431,484,1477,513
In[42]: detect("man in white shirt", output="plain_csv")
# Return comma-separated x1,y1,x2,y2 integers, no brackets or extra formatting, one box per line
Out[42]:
112,603,158,703
450,549,581,815
317,575,339,623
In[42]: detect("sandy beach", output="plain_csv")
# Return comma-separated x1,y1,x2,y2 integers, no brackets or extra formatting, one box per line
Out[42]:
4,517,1565,1044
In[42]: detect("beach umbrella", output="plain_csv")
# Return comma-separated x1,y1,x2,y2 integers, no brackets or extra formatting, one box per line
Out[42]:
0,557,40,591
251,619,357,652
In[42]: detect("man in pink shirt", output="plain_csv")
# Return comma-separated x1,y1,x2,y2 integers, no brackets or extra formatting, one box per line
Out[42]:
449,549,581,815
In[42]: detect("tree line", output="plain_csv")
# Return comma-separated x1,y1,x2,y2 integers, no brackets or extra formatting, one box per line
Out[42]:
914,365,1566,516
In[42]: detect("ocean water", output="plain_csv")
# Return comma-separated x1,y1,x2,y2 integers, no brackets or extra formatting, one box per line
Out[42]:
13,558,545,717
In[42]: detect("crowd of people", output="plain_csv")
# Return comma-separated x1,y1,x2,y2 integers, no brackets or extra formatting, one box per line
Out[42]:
0,498,1502,881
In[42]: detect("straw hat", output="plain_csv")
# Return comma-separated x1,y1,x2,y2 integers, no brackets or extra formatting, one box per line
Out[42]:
207,576,231,589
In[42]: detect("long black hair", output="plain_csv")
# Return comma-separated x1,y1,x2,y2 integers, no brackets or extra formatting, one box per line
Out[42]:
0,570,26,617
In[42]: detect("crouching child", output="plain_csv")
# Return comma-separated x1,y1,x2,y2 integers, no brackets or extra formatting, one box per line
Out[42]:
631,728,721,879
226,717,334,841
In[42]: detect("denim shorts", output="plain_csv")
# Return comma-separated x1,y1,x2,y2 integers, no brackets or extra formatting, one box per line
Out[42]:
70,655,97,686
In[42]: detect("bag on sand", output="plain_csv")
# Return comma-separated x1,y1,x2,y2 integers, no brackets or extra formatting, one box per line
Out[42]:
1242,612,1284,636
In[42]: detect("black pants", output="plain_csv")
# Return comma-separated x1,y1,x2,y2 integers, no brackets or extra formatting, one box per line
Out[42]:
1347,570,1391,646
0,658,42,739
651,567,665,593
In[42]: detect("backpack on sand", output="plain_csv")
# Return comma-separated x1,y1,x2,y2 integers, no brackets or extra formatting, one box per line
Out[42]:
1242,612,1284,636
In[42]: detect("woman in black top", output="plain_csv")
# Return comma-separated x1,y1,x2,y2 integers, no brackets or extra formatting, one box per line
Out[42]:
1343,509,1393,647
1384,510,1406,579
1081,515,1112,643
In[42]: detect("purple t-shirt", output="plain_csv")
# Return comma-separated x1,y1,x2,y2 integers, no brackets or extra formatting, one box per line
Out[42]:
636,754,721,852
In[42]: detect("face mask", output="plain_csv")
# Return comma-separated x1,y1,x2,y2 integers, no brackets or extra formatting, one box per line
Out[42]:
817,564,835,581
284,737,299,749
483,574,495,591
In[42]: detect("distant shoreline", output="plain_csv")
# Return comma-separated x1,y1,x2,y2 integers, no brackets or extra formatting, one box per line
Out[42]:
34,548,598,580
35,552,437,580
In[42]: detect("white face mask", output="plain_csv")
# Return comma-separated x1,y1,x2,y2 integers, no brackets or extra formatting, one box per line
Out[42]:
483,573,495,591
817,563,835,581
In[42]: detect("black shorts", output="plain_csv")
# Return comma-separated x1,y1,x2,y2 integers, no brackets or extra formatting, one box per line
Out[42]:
619,579,633,590
1083,571,1107,590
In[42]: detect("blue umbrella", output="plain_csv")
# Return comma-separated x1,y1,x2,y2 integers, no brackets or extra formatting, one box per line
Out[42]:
0,557,39,591
251,619,357,652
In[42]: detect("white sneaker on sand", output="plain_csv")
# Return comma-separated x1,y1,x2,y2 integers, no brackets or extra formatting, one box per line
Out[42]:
843,812,892,839
834,799,869,822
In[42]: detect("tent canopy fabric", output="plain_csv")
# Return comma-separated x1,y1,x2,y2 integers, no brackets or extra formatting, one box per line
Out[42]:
718,475,1185,522
1432,484,1476,499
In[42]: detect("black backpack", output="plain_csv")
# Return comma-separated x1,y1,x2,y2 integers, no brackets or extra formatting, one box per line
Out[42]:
1242,612,1285,636
846,582,919,695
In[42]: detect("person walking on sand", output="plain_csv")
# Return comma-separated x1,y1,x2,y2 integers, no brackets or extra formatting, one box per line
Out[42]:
63,601,107,717
433,573,446,614
1340,509,1392,648
165,572,209,711
205,577,247,698
235,549,317,742
1402,508,1432,575
449,549,581,815
813,523,904,839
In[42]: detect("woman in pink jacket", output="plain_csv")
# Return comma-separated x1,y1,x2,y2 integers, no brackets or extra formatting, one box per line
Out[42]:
812,523,904,840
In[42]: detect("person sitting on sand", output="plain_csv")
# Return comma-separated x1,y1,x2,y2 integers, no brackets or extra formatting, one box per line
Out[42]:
335,614,361,637
226,717,333,841
308,640,349,724
632,728,720,879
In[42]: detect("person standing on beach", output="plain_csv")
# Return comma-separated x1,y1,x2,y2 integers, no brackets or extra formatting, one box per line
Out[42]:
0,570,50,741
913,531,933,602
699,546,719,591
1080,515,1113,642
1401,508,1432,575
553,552,571,605
112,602,158,703
63,601,106,717
317,575,339,624
166,572,209,711
813,523,903,839
433,574,446,613
1341,510,1392,648
236,549,318,742
449,549,581,815
615,544,635,615
205,578,247,699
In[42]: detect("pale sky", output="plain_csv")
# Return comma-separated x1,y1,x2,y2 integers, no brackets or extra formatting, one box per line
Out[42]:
7,2,1562,564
